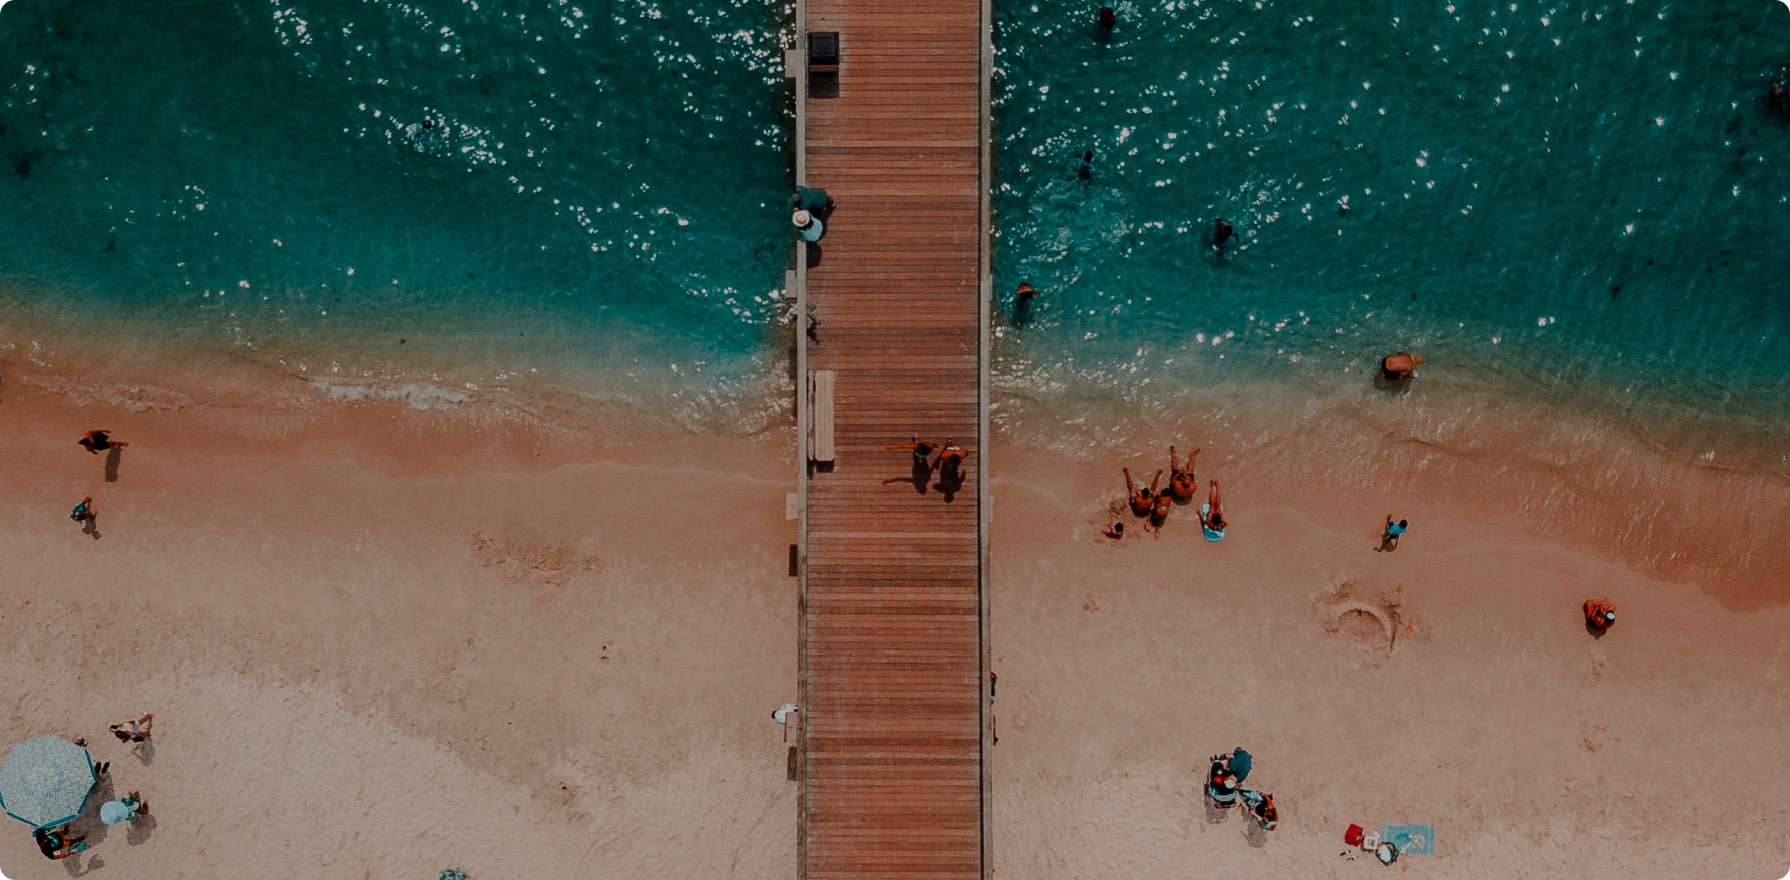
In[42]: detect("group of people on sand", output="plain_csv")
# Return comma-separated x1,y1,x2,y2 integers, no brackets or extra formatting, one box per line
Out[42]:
38,713,155,861
69,429,128,533
1206,747,1277,831
1107,445,1226,541
886,436,969,490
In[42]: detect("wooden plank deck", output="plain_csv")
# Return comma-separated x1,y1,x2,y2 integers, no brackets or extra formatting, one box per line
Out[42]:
792,0,990,876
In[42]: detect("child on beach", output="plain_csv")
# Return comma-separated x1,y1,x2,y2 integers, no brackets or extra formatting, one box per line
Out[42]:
1102,522,1125,540
70,497,96,526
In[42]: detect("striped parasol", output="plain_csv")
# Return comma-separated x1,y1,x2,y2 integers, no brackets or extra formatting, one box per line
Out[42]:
0,735,97,828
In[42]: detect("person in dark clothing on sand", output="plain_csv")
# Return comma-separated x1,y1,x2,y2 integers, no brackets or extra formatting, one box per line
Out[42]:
78,430,129,454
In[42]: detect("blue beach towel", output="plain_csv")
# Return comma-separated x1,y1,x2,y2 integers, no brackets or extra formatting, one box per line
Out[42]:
1381,823,1434,855
1199,503,1225,542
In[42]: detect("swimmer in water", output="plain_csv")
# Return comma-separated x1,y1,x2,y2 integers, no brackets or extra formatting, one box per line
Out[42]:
1381,351,1422,380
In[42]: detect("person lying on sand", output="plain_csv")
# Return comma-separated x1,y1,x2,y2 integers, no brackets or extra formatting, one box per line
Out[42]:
35,825,87,860
111,712,153,743
1199,480,1227,540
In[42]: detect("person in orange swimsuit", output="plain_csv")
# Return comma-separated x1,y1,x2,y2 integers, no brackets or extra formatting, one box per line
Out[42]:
1584,599,1616,631
1168,445,1198,503
1148,485,1172,535
1123,467,1156,518
935,440,967,483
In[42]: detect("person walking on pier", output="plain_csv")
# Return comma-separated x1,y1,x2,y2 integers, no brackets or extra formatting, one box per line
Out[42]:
886,436,939,469
935,439,967,484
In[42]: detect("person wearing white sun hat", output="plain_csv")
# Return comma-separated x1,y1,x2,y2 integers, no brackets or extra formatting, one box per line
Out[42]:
793,209,824,243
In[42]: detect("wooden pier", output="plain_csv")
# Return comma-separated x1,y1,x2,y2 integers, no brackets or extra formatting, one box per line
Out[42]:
788,0,991,875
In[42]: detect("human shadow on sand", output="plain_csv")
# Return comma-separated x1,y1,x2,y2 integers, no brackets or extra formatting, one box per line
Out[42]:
126,810,157,846
104,447,122,482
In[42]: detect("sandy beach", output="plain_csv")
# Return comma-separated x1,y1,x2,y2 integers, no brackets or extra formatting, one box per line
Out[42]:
0,365,800,878
1,359,1786,878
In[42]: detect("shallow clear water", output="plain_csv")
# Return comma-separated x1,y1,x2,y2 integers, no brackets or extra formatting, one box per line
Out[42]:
0,0,794,407
985,0,1790,595
990,0,1790,466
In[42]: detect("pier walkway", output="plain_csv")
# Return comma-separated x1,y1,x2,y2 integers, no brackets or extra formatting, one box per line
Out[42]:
788,0,990,876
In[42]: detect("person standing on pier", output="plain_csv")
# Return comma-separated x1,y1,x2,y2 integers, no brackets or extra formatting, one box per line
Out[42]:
793,209,824,243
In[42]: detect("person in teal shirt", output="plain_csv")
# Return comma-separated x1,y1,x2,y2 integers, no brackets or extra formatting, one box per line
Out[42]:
1379,516,1408,552
793,209,824,243
791,185,834,214
100,791,145,825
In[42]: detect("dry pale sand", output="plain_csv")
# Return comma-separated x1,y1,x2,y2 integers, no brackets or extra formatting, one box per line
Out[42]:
2,363,1787,879
0,376,800,878
988,450,1790,879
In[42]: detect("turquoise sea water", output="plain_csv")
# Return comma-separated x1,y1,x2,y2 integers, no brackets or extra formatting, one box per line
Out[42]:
991,0,1789,455
0,0,793,423
0,1,1786,582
